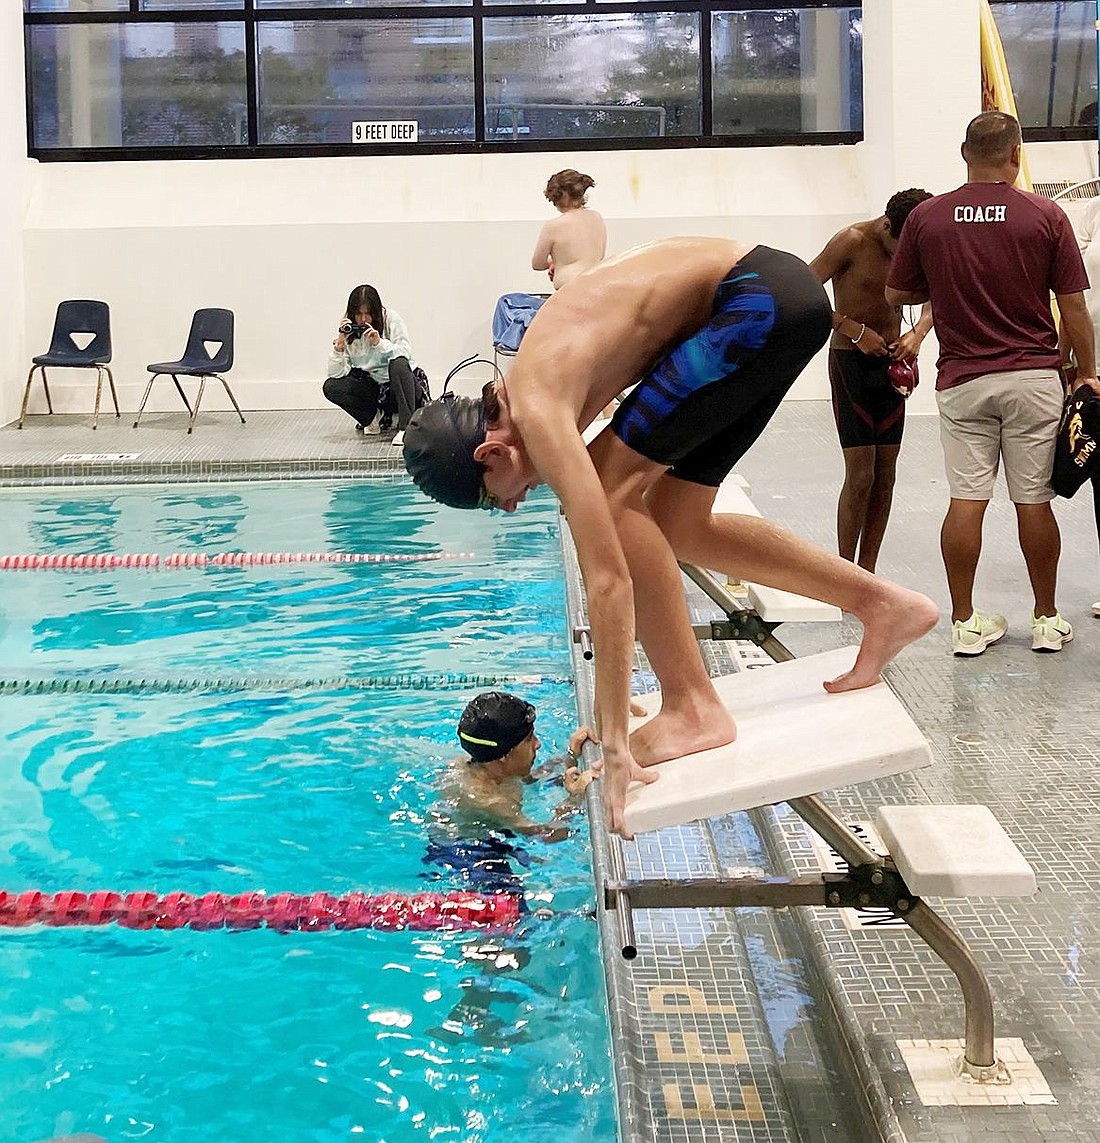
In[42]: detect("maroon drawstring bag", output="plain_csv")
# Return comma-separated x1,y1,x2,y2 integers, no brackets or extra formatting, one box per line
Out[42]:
887,357,919,399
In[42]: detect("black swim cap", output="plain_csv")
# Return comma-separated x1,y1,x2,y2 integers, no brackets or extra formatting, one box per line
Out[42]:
403,394,487,510
457,692,536,763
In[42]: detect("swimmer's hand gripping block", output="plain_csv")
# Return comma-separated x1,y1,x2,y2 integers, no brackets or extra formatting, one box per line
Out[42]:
624,647,932,836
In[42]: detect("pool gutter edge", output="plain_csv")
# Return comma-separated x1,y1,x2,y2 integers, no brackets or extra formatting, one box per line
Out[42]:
559,519,656,1143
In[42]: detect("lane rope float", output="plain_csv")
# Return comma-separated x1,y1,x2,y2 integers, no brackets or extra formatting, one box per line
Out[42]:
0,674,572,697
0,889,521,933
0,552,472,571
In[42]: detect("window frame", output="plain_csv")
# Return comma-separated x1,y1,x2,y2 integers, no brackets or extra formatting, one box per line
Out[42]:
24,0,864,161
987,0,1098,141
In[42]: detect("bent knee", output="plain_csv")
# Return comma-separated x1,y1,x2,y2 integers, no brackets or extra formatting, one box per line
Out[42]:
648,486,716,551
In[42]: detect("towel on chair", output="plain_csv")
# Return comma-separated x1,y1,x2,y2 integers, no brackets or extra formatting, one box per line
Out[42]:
492,293,547,354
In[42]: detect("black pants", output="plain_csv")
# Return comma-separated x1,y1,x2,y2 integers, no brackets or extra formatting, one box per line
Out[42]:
323,357,420,430
379,356,419,430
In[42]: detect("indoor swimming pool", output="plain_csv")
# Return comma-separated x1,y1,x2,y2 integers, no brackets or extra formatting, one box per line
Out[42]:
0,479,615,1141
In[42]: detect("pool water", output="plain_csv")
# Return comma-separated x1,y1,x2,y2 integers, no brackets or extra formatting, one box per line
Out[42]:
1,482,568,682
0,480,616,1142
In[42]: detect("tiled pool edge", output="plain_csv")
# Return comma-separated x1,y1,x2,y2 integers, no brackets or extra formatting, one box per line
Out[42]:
560,522,656,1143
559,525,840,1143
0,408,415,487
558,518,904,1143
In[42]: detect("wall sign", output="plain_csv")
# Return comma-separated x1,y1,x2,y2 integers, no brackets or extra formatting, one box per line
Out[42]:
352,121,419,144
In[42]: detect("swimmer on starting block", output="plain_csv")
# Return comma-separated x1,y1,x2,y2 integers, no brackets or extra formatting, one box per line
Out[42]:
404,238,939,838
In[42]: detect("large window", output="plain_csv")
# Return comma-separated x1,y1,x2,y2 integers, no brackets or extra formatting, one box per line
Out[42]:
256,19,475,144
24,1,863,158
712,7,861,135
28,22,247,147
990,1,1098,136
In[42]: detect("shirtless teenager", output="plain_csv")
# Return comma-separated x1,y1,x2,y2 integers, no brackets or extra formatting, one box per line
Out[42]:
531,169,608,291
810,190,933,572
404,237,939,838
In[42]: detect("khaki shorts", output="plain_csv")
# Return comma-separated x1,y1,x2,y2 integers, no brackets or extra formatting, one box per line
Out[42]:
935,369,1063,503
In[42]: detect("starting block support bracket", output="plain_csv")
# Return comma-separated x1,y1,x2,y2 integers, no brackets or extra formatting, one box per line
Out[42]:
690,614,779,646
605,802,1000,1075
790,793,883,869
679,561,795,660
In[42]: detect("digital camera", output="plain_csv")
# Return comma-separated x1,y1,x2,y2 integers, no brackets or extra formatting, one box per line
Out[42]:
343,321,372,342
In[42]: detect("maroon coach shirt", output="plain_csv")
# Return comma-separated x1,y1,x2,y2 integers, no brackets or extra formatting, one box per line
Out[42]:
887,182,1088,390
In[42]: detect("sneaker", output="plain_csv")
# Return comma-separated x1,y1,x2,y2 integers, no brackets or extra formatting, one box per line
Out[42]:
363,413,381,436
1031,613,1073,653
391,430,405,447
951,611,1007,656
1092,601,1100,618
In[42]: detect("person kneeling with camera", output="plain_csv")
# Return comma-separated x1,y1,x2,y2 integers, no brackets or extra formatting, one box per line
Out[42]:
323,283,427,441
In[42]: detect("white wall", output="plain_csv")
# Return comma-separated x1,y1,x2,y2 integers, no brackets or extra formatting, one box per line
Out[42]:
19,147,867,414
1,2,31,427
5,0,1096,425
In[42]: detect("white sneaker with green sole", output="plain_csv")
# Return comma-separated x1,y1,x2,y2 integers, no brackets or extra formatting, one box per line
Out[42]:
951,611,1007,656
1032,613,1073,652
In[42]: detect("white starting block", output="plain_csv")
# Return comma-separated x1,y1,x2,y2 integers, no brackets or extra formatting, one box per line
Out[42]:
605,647,1037,1082
710,476,842,625
622,650,1036,899
875,805,1037,898
624,647,931,836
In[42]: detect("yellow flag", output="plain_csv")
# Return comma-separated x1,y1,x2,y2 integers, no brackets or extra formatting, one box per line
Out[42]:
978,0,1033,190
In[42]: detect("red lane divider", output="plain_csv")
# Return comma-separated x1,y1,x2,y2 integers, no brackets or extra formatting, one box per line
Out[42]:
0,889,521,933
0,552,472,571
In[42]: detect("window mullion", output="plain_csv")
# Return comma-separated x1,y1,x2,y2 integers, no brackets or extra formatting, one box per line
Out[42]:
474,0,486,144
245,0,259,147
700,3,713,137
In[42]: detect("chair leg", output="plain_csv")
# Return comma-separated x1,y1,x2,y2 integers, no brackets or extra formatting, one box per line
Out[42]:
133,373,157,428
40,367,54,414
218,375,247,424
92,367,104,430
188,376,208,434
18,365,39,429
171,374,194,415
105,366,120,419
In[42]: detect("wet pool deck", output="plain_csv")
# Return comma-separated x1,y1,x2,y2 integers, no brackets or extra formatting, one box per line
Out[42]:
3,403,1099,1142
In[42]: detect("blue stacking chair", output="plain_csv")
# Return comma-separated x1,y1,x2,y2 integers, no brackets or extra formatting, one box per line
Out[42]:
133,308,244,434
19,299,119,430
